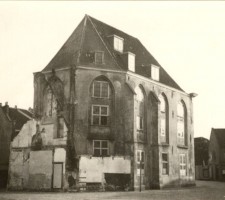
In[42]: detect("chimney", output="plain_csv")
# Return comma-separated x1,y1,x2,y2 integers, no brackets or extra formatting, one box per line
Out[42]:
4,102,9,115
15,105,17,109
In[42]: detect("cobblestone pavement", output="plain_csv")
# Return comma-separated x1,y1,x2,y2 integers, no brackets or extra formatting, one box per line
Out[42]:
0,181,224,200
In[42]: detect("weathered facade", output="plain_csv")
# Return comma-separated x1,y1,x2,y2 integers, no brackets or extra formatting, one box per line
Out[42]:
0,103,32,188
208,128,225,181
8,15,195,191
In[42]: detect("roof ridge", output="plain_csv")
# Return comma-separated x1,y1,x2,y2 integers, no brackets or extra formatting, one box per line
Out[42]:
87,15,123,70
87,15,138,40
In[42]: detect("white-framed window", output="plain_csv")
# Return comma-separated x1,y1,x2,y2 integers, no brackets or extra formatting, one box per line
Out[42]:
162,153,169,175
179,154,187,176
92,81,109,98
95,52,104,64
128,53,135,72
136,150,145,175
136,116,143,130
92,105,109,126
151,65,159,81
114,35,124,52
93,140,109,156
177,101,186,145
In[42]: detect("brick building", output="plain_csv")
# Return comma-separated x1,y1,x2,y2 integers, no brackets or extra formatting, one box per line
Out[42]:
8,15,196,191
0,103,32,188
208,128,225,181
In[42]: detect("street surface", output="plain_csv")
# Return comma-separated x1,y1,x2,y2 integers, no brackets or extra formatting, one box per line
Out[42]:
0,181,224,200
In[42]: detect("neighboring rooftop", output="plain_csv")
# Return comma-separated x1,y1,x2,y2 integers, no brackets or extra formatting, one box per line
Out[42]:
42,15,183,91
211,128,225,147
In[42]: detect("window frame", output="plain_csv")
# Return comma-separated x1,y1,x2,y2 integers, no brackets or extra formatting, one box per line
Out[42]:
179,154,187,176
91,105,109,126
136,150,145,175
136,116,144,130
114,35,124,52
162,153,169,175
93,140,109,157
151,65,160,81
94,51,104,64
92,80,110,98
177,101,187,146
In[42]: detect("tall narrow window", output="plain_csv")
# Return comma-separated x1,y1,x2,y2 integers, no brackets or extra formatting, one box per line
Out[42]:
114,35,124,52
162,153,169,175
135,86,145,132
92,81,109,98
136,150,145,175
93,140,109,156
92,105,109,126
177,101,186,146
45,87,57,117
159,94,168,143
179,154,187,176
151,65,159,81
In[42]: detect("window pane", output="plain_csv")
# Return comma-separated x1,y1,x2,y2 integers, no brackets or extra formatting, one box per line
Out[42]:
94,141,100,148
93,82,101,97
93,106,100,114
136,116,140,130
102,149,108,156
101,141,108,148
159,95,166,112
101,106,108,115
162,153,168,162
101,82,109,98
141,151,144,162
177,102,184,117
95,52,103,64
161,118,166,136
94,149,101,156
101,116,108,125
93,116,100,125
137,151,140,162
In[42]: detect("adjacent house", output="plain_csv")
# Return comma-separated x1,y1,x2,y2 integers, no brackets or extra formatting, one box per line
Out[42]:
208,128,225,181
8,15,196,191
0,103,32,188
194,137,209,180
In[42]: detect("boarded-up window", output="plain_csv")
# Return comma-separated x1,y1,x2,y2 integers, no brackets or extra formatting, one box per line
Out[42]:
95,52,104,64
177,101,186,146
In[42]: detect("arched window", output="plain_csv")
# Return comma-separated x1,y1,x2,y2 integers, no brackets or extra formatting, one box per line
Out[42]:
177,101,187,146
44,86,57,117
159,94,168,143
135,86,145,131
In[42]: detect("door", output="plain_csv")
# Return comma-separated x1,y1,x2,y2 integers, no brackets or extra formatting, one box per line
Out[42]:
53,163,63,189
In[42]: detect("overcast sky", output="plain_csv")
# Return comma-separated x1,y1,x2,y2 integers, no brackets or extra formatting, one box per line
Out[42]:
1,1,225,139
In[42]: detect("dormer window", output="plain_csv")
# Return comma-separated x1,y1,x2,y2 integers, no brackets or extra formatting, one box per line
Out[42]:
114,35,124,52
95,52,104,64
151,65,159,81
128,53,135,72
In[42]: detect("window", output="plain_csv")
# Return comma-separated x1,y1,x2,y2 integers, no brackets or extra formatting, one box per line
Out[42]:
162,153,169,175
128,53,135,72
177,101,186,146
136,116,143,130
159,94,168,142
95,52,104,64
137,150,144,175
92,81,109,98
179,154,187,176
151,65,159,81
45,87,57,117
93,140,109,156
57,117,65,138
92,105,109,126
114,35,124,52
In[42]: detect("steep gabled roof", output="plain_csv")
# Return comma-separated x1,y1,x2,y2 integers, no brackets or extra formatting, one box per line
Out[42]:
211,128,225,148
42,15,183,91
